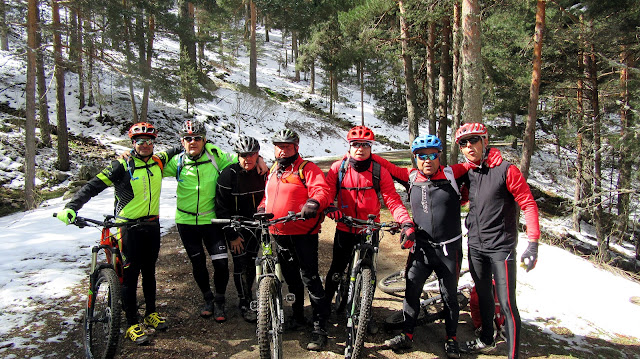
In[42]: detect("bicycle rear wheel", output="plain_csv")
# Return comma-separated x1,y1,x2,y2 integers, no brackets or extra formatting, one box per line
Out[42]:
377,270,406,294
346,268,374,359
84,267,121,359
257,277,283,359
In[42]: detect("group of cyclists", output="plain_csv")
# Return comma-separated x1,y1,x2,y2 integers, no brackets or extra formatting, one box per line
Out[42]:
57,119,540,359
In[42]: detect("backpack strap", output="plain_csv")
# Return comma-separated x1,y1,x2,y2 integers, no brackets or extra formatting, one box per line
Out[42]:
443,166,460,198
336,158,382,196
126,152,162,181
408,170,418,193
371,160,381,194
176,150,221,182
297,160,309,188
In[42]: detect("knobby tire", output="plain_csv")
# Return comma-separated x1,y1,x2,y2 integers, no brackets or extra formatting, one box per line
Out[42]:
348,268,374,359
257,277,282,359
84,267,121,359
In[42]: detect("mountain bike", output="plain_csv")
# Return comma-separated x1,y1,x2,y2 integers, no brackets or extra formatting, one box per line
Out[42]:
378,269,472,331
332,214,400,359
53,213,153,359
212,211,303,359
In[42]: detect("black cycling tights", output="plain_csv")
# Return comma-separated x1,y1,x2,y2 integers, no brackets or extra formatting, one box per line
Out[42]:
120,223,161,326
177,224,229,299
468,247,520,359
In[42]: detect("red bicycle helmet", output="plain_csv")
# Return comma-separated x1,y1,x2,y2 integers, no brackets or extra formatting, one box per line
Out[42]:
347,125,375,142
455,122,488,143
128,122,157,138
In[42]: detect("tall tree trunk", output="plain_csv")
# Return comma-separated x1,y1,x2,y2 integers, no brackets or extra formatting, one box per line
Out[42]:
122,0,138,121
68,6,78,61
35,6,51,147
616,46,633,238
520,0,545,179
249,0,257,90
573,45,585,232
293,30,300,81
398,0,419,147
51,0,69,171
360,62,364,126
25,0,38,209
449,0,462,163
264,15,270,42
85,17,94,106
427,21,436,134
438,16,451,165
585,29,605,261
178,0,197,110
76,9,85,109
140,14,155,121
329,70,334,115
0,0,8,50
461,0,482,124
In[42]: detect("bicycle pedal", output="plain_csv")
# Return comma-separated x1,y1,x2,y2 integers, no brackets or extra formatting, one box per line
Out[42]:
285,293,296,303
249,300,258,311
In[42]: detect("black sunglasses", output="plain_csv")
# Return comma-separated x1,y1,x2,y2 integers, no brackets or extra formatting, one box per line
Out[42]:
459,136,482,147
183,136,203,143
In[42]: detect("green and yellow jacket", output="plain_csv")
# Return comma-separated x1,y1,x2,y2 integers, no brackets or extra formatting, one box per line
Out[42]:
66,150,176,221
163,143,237,225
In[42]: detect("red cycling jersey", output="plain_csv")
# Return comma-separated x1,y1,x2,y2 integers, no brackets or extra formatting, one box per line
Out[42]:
260,156,331,235
326,155,411,233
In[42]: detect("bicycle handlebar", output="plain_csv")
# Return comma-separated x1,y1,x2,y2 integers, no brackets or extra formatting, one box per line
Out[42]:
211,211,304,229
53,213,157,229
337,215,401,234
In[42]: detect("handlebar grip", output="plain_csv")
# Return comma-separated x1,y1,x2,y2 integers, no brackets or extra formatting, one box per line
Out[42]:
211,219,232,225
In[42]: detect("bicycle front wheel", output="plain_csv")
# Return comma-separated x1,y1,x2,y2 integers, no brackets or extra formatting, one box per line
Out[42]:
84,267,121,359
347,268,374,359
257,276,283,359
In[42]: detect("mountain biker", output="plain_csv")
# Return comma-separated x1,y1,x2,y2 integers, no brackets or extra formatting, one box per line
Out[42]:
323,126,413,324
375,134,474,358
163,120,266,323
257,128,332,351
56,122,173,344
454,122,540,359
215,135,266,323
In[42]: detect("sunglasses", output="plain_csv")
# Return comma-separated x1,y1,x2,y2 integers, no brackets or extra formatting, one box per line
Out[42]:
458,136,482,147
239,152,258,158
416,152,439,161
183,136,204,143
350,142,372,148
134,138,155,146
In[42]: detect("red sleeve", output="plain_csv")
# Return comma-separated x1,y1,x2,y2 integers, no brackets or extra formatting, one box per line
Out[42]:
304,161,332,210
449,163,470,178
506,165,540,241
379,167,411,224
371,153,410,183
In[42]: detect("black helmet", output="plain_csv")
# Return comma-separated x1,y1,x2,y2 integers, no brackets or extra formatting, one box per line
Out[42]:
272,128,299,145
233,136,260,153
181,120,206,137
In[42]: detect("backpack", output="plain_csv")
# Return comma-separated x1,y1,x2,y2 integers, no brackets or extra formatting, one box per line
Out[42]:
335,158,381,199
469,281,506,334
269,160,310,187
175,150,220,182
408,166,460,198
126,152,164,181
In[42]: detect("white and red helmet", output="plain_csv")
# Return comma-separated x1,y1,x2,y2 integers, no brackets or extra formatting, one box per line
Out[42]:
455,122,488,144
347,125,375,143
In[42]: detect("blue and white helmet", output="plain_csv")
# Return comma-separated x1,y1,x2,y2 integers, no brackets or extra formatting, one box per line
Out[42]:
411,134,442,153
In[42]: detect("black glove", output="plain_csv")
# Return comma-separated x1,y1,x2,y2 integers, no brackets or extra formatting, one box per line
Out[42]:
325,206,344,221
520,241,539,272
301,199,320,219
400,222,416,250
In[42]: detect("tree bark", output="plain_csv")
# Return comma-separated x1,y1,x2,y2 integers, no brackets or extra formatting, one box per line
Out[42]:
427,21,436,135
122,0,138,121
520,0,545,179
264,15,270,42
51,0,69,171
438,16,451,165
85,17,94,107
76,9,85,109
461,0,482,124
616,46,633,238
249,0,257,90
310,58,315,94
293,30,300,82
35,6,51,147
1,0,9,51
398,0,419,147
25,0,38,209
360,62,364,126
573,44,585,232
140,14,155,122
449,0,462,163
